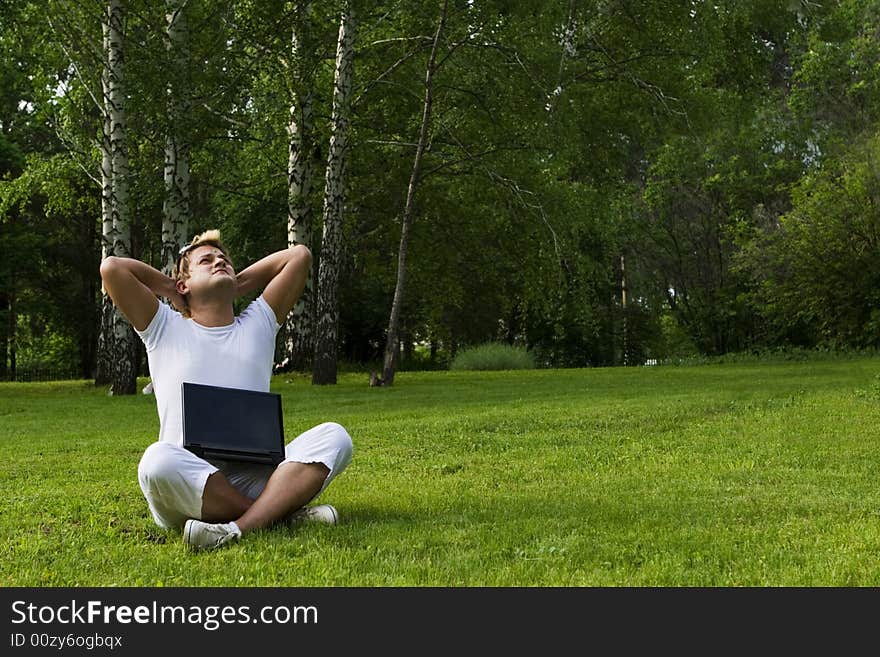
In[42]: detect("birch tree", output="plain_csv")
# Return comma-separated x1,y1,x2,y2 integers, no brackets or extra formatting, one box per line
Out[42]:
42,0,135,387
312,1,355,385
94,10,115,385
106,0,137,395
281,0,317,373
161,0,190,277
379,0,447,386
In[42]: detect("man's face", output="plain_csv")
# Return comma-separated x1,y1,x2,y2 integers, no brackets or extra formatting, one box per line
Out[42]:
177,245,236,299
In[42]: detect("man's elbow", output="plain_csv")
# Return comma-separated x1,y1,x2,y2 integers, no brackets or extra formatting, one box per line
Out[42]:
100,256,134,289
99,256,121,282
291,244,312,266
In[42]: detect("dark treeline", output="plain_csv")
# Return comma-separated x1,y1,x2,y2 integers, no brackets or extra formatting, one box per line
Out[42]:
1,0,879,387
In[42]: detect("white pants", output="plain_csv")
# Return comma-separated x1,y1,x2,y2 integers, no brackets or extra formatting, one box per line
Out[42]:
138,422,353,529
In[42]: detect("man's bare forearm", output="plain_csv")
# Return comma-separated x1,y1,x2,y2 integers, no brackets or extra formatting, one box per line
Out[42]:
99,256,181,331
101,256,177,299
235,245,311,298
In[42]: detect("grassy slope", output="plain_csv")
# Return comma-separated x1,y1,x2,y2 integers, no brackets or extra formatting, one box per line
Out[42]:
2,359,880,586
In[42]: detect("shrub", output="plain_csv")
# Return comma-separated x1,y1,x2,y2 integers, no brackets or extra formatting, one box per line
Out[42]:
450,342,536,371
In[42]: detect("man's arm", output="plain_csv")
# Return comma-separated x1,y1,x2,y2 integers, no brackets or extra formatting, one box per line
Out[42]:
235,245,312,324
99,256,183,331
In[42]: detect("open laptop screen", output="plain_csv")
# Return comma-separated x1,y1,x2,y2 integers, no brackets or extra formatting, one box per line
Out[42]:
181,382,285,465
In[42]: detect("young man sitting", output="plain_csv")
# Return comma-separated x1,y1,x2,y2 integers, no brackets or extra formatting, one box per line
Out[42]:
100,230,353,550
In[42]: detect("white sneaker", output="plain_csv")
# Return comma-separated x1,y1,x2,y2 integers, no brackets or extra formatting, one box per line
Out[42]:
289,504,339,526
183,519,242,550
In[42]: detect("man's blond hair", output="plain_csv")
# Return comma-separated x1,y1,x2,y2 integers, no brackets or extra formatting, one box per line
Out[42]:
173,229,232,318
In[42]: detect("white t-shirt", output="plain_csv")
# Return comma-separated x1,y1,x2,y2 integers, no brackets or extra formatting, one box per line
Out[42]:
135,296,280,445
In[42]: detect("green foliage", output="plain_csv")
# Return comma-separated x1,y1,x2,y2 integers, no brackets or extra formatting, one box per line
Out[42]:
738,134,880,348
12,313,79,373
450,342,535,371
789,0,880,149
4,0,880,382
661,345,880,367
0,152,101,378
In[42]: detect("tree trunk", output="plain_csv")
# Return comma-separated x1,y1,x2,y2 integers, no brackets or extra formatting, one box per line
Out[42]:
0,292,7,379
95,295,115,386
312,2,355,385
381,0,447,386
620,253,628,366
161,0,190,278
107,0,137,395
282,3,316,373
95,13,114,386
8,287,15,381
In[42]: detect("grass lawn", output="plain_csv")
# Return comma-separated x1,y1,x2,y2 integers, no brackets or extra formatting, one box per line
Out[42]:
2,358,880,586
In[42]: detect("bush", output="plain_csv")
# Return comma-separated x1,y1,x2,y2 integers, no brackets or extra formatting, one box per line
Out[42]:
450,342,536,371
658,345,880,367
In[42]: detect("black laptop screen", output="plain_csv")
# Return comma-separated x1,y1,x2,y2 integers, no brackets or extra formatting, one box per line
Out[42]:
182,382,284,458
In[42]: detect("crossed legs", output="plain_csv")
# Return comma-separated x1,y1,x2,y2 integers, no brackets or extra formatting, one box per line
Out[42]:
200,461,330,533
138,421,353,533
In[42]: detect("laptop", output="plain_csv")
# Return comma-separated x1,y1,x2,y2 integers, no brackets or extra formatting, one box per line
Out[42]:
181,382,286,466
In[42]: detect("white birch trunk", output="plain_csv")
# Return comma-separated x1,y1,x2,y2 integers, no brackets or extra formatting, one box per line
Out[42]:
101,15,114,262
381,0,448,386
95,9,115,386
282,8,316,372
108,0,130,259
312,2,355,385
107,0,137,395
162,0,190,277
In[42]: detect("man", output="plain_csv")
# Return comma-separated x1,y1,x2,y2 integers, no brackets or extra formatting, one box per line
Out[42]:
99,230,353,550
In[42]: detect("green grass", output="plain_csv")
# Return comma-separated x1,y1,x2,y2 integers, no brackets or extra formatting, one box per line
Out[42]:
2,358,880,586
